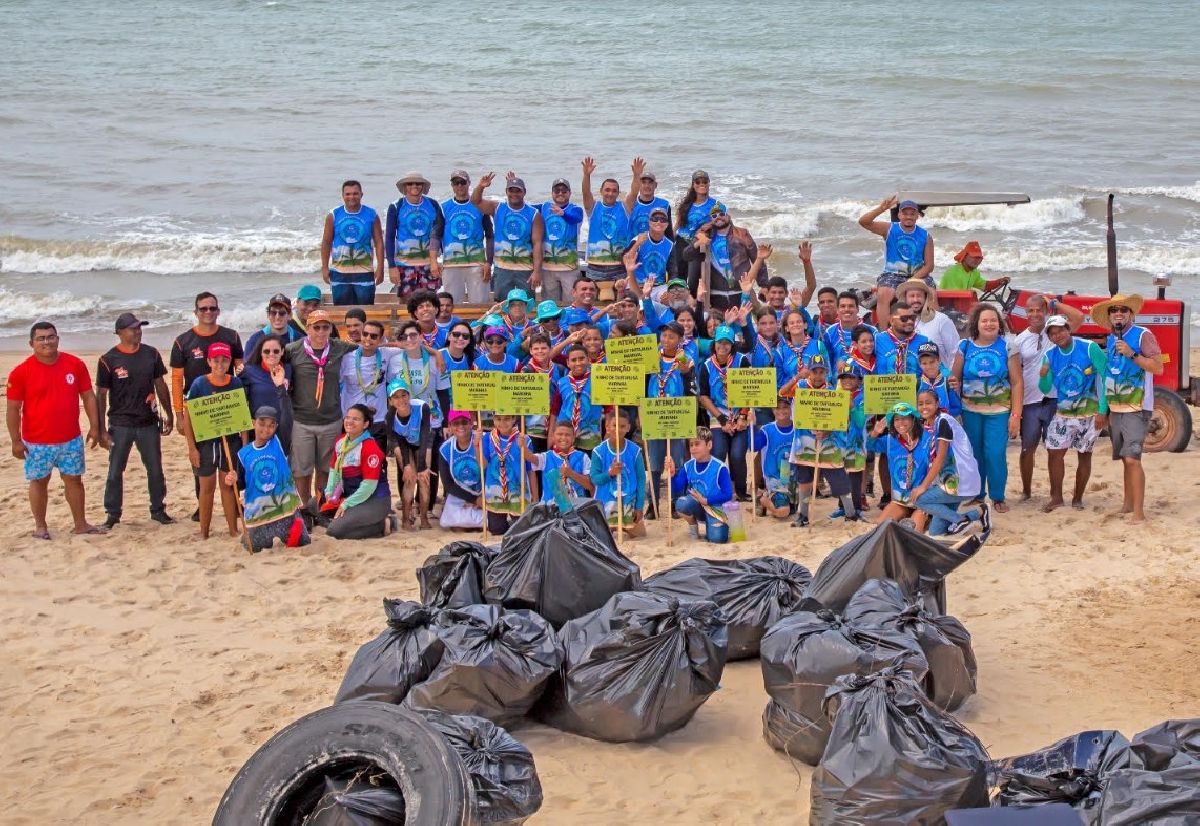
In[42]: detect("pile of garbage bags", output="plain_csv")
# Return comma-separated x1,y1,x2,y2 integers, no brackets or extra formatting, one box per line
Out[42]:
535,591,729,742
643,555,811,659
810,667,990,825
990,718,1200,823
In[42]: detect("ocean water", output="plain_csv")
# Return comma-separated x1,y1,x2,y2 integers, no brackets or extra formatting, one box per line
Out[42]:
2,0,1199,349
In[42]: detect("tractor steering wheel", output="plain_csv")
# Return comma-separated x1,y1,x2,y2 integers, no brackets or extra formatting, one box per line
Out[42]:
978,282,1017,315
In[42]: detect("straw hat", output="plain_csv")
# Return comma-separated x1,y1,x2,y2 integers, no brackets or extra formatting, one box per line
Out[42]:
896,278,939,321
1089,293,1144,330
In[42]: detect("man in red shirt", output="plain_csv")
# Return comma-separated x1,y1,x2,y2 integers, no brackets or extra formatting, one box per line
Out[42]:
6,321,106,538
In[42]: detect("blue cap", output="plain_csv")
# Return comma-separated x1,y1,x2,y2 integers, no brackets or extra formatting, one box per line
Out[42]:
563,308,591,327
535,300,563,322
296,284,322,301
714,324,737,344
502,288,531,311
897,199,920,211
386,378,410,397
804,353,828,371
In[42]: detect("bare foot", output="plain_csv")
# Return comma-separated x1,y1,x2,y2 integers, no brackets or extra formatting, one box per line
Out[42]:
1020,492,1033,502
32,528,50,540
1129,512,1146,523
419,519,433,530
72,524,108,535
1042,499,1063,513
993,501,1010,513
1071,500,1085,510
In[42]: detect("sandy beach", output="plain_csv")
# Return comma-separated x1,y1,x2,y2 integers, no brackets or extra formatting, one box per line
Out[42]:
1,348,1197,825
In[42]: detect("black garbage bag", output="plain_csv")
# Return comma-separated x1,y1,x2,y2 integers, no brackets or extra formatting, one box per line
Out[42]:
415,710,543,825
759,608,928,765
1129,718,1200,770
1088,718,1200,825
483,500,641,628
536,591,728,743
1093,764,1200,824
417,541,498,609
643,556,812,660
403,604,561,726
842,578,977,711
303,774,407,825
334,600,444,704
802,518,983,616
990,729,1132,816
810,667,990,825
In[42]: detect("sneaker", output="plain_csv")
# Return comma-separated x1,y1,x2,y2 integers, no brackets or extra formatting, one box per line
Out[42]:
978,502,992,535
104,514,120,529
791,514,810,528
150,511,175,525
844,511,862,522
828,508,845,520
736,492,752,503
942,518,971,536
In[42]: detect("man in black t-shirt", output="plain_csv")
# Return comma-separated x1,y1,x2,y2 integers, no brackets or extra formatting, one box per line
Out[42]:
169,292,244,517
97,313,175,527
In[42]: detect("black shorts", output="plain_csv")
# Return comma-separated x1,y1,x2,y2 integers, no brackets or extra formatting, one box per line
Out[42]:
196,435,241,477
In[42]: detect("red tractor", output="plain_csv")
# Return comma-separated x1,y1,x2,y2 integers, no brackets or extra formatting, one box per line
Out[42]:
897,192,1195,453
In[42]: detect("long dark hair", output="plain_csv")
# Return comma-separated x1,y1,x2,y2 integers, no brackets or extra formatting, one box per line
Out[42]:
675,180,708,231
446,320,477,364
247,333,285,366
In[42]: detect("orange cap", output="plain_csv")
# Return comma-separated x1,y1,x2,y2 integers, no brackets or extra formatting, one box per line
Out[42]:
307,309,331,325
954,241,984,262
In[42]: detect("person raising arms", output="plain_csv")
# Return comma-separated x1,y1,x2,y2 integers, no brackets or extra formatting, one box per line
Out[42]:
858,196,934,324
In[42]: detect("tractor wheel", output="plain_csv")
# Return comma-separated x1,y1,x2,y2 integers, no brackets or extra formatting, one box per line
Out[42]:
1143,389,1193,453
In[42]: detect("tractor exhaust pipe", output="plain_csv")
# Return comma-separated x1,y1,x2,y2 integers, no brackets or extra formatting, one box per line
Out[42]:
1106,193,1119,296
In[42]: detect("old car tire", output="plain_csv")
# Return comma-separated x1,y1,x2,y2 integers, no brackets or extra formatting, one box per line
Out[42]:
212,702,477,826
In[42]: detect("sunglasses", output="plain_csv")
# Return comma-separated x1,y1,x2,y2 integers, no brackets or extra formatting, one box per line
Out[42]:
310,324,332,332
449,331,471,339
693,178,710,184
485,336,506,344
451,179,468,185
361,331,381,340
268,308,289,316
196,305,219,313
261,348,282,355
649,216,668,223
896,314,915,322
401,331,421,339
1108,306,1132,314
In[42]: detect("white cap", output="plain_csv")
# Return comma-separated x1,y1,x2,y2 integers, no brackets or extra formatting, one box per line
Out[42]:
1045,314,1069,329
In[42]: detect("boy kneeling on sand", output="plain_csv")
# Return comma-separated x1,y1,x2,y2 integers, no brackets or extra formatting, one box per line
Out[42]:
225,406,310,552
665,427,734,544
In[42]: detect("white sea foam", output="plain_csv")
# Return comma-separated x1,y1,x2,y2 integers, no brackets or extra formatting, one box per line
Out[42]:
940,242,1200,275
1112,181,1200,203
0,230,318,275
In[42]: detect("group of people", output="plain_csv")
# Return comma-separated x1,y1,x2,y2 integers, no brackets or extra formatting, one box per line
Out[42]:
6,168,1165,545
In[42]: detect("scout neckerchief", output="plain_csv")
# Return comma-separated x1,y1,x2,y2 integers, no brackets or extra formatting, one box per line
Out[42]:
849,346,876,373
354,347,384,395
590,349,606,364
302,337,331,406
419,326,439,348
657,348,682,396
783,334,810,366
490,430,517,499
884,329,917,374
333,431,370,480
707,353,741,417
568,370,590,429
833,323,856,355
525,357,553,375
756,333,777,365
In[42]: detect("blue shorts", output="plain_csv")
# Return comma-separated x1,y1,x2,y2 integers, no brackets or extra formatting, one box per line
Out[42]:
877,272,935,291
330,270,376,305
24,435,85,480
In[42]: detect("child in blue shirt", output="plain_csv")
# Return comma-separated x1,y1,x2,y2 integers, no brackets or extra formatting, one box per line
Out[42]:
752,398,796,518
665,426,735,543
589,408,647,537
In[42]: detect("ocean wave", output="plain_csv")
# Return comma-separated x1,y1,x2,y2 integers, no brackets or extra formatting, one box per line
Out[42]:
1111,181,1200,203
941,242,1200,276
0,286,156,325
0,230,318,275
